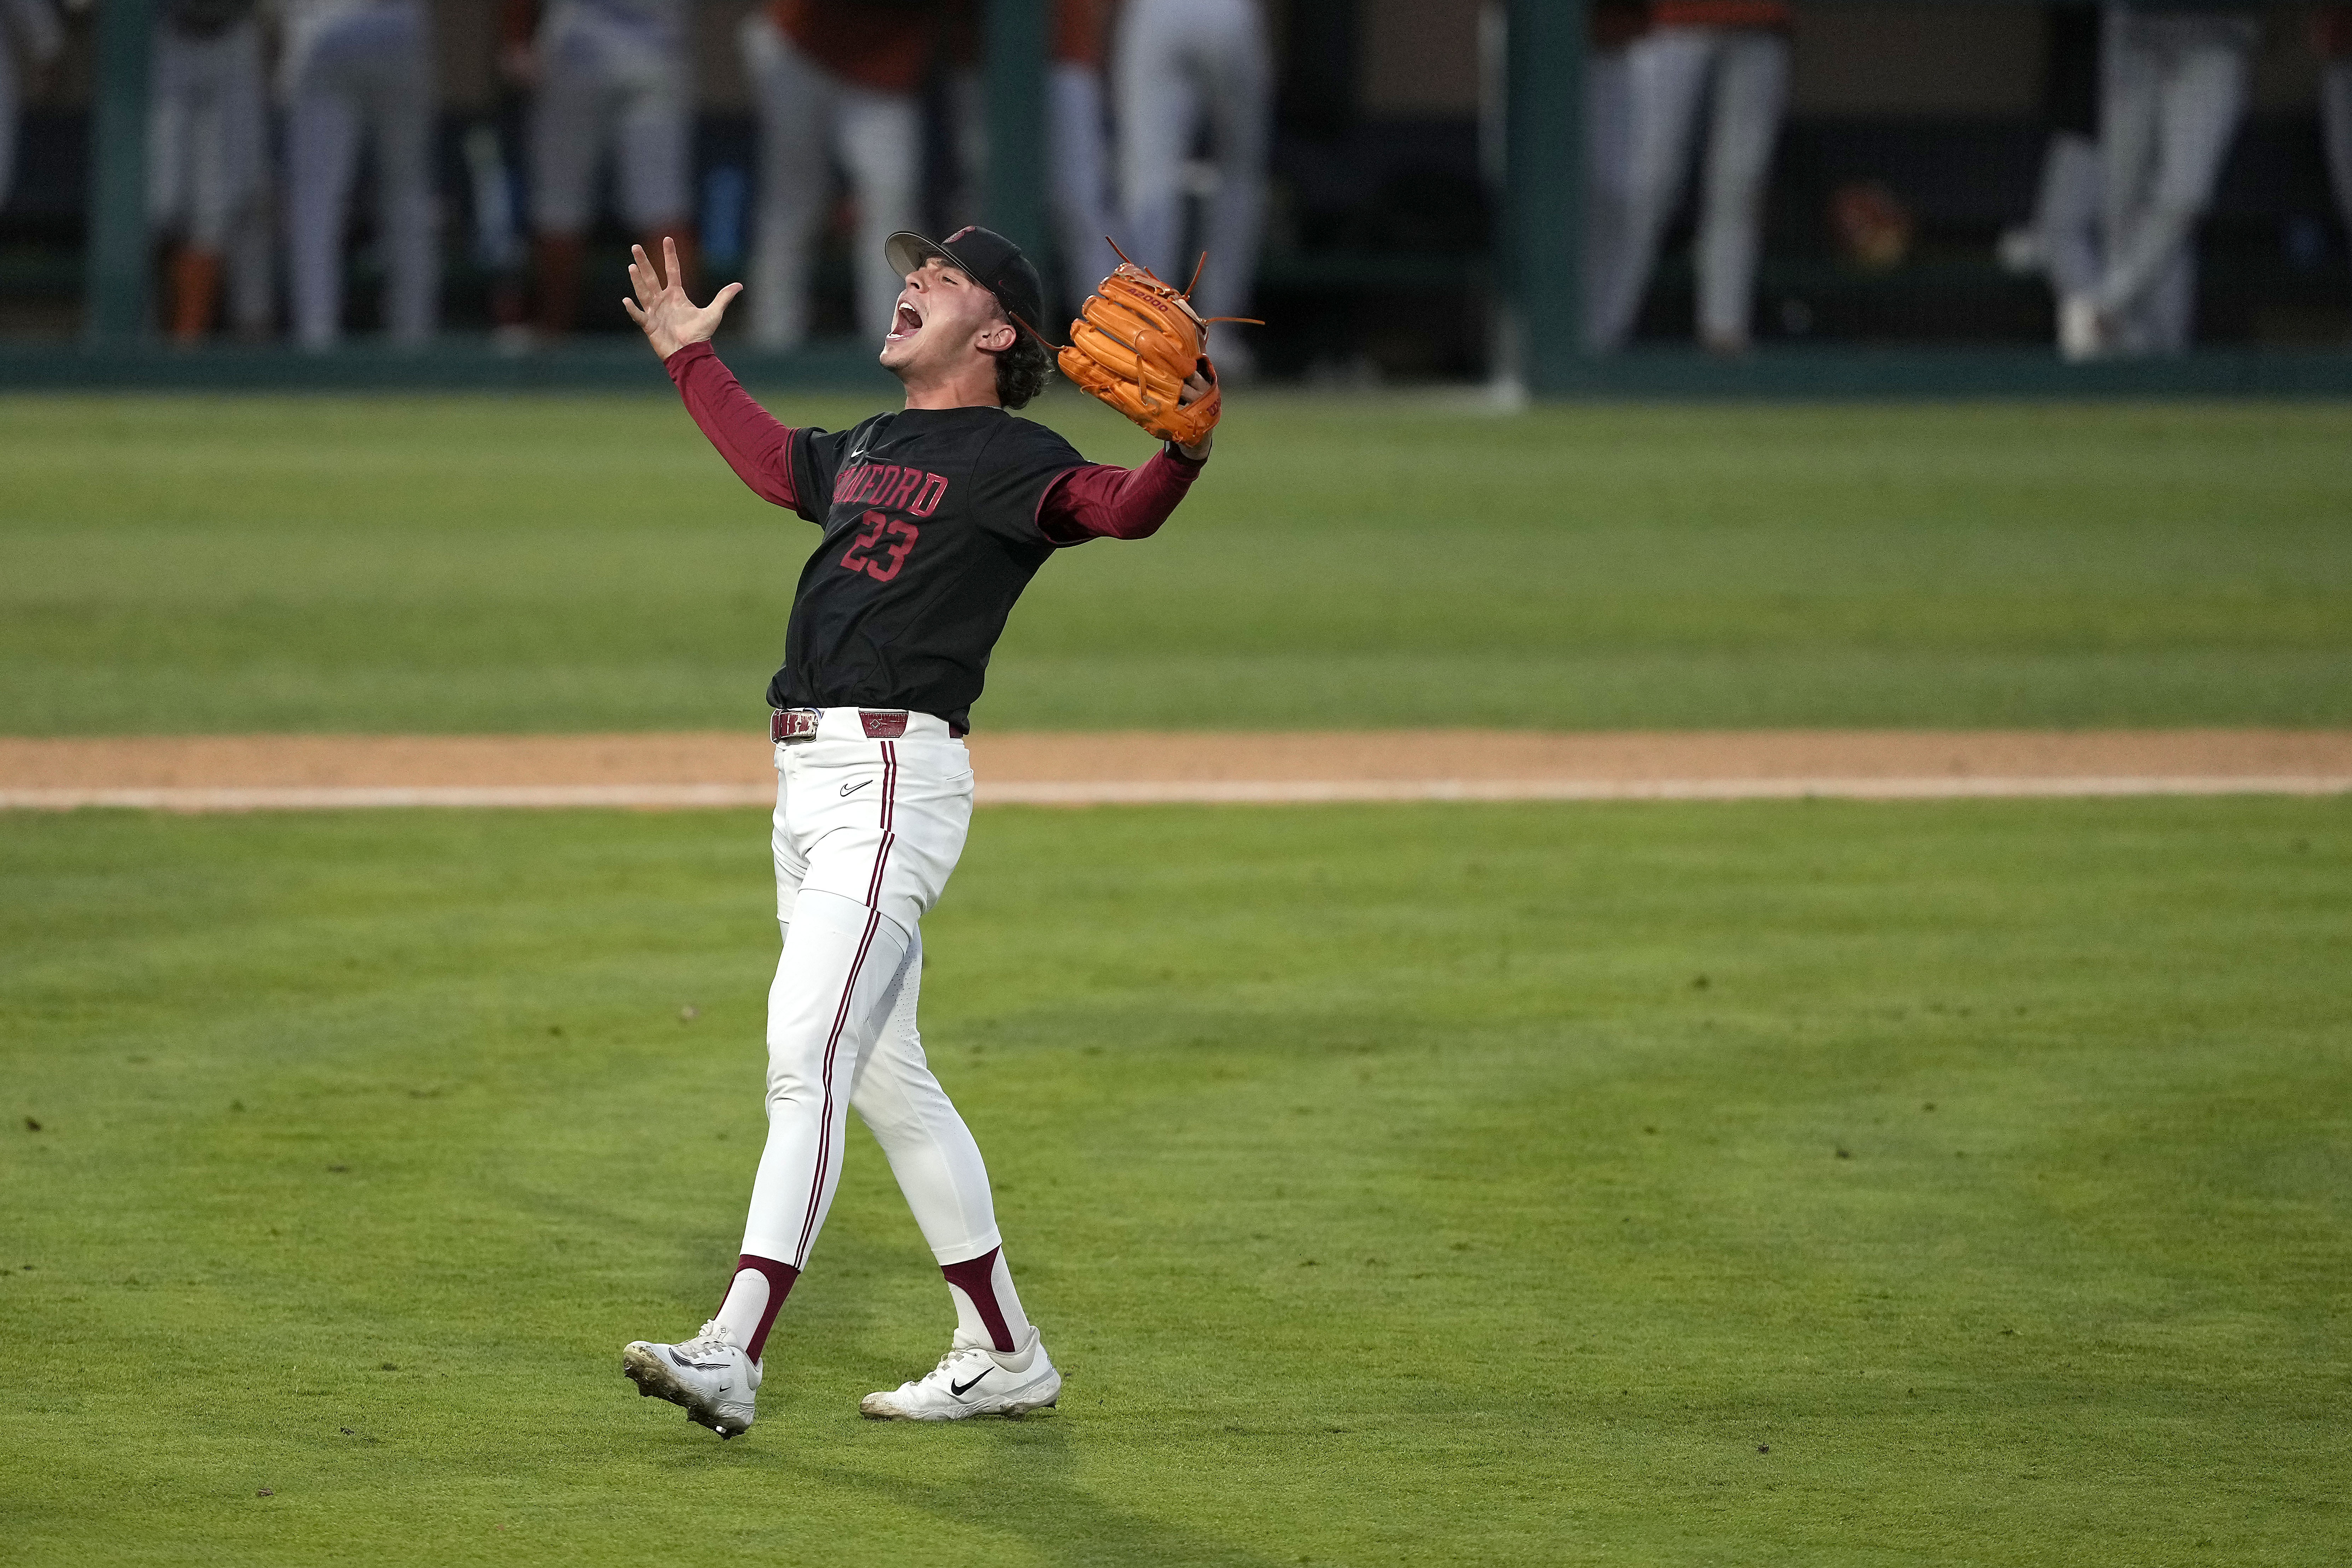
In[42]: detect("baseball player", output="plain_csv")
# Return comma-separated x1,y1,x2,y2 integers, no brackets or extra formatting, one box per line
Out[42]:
1592,0,1792,355
277,0,438,349
151,0,275,343
739,0,940,350
2000,1,2106,343
2060,2,2258,360
939,0,1115,315
1114,0,1269,375
614,226,1221,1434
1583,1,1651,347
501,0,693,338
1049,0,1118,315
0,0,62,215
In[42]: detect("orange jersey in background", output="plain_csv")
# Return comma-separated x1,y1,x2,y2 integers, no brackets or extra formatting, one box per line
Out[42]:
1055,0,1113,68
773,0,943,95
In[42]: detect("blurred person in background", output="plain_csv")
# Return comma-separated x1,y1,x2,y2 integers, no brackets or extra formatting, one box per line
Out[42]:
1584,0,1650,347
1592,0,1791,356
2313,6,2352,314
1049,0,1117,316
278,0,438,350
1999,2,2106,349
948,0,1114,316
152,0,275,343
1114,0,1269,376
738,0,940,350
502,0,692,339
2060,1,2257,359
1,0,63,215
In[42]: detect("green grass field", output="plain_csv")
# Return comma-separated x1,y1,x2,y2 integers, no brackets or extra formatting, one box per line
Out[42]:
4,392,2350,733
3,798,2346,1564
5,391,2348,1563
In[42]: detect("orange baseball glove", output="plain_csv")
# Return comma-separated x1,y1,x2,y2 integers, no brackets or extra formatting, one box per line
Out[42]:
1056,253,1254,447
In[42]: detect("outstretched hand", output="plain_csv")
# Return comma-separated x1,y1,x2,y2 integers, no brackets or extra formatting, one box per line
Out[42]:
623,236,742,361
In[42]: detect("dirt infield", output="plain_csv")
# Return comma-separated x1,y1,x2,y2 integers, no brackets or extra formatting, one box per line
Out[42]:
2,730,2348,810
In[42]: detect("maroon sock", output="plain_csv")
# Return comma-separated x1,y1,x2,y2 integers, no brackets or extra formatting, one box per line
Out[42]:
721,1253,800,1363
939,1247,1014,1352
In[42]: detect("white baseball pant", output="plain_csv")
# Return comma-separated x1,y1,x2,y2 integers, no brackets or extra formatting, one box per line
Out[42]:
528,0,690,236
2090,8,2252,353
280,1,439,348
149,15,274,332
2030,130,2106,303
1584,42,1637,349
1593,25,1789,352
1114,0,1271,329
1,0,63,214
738,710,1003,1276
738,12,920,350
1051,60,1117,315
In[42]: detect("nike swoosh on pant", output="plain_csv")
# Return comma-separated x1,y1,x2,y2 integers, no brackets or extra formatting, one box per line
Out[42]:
840,780,871,796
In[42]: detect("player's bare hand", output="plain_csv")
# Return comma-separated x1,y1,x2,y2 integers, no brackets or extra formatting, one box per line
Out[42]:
1175,362,1216,461
624,236,742,361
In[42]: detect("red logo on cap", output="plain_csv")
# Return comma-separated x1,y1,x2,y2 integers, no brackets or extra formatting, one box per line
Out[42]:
946,227,977,244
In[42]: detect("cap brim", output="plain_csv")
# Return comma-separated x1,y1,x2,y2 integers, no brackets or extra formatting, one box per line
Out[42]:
883,231,969,283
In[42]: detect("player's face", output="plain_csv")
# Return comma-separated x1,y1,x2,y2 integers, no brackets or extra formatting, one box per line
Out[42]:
880,259,1016,380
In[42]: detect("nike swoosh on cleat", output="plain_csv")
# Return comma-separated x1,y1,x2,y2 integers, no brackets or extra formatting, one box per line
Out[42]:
950,1371,991,1397
840,779,871,796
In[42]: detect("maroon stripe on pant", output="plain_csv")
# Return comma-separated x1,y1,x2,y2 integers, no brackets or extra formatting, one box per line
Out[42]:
864,739,899,909
792,905,883,1267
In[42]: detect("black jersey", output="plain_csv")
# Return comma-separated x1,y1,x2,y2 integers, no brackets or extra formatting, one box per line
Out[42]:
769,406,1087,730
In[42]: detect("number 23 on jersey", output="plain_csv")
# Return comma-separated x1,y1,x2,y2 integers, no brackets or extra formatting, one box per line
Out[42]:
840,510,918,583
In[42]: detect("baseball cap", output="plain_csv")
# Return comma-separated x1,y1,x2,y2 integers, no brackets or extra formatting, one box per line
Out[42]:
883,226,1047,336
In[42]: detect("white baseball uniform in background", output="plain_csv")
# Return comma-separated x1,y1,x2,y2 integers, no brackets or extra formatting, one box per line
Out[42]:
0,0,63,215
739,4,923,350
2064,4,2255,358
1050,0,1117,316
528,0,690,238
151,0,275,336
277,0,438,349
1113,0,1270,367
1583,26,1641,348
1595,14,1790,353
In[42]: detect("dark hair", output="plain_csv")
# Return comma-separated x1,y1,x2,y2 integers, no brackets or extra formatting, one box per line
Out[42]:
993,330,1055,410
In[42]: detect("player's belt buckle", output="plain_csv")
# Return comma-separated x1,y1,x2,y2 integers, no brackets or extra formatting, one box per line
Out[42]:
771,708,823,743
860,710,909,739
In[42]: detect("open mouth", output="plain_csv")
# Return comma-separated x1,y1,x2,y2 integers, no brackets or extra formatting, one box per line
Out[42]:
888,301,923,341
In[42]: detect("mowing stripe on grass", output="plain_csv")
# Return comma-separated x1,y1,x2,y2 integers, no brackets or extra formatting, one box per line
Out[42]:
4,773,2349,810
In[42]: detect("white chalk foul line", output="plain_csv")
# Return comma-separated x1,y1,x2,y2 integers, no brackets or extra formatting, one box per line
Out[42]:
1,775,2347,812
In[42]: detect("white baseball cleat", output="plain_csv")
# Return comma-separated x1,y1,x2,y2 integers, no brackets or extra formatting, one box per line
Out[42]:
859,1327,1062,1421
2058,294,2110,362
621,1320,761,1438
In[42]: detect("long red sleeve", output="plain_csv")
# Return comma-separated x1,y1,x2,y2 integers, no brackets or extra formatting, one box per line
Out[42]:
1036,448,1204,545
665,341,801,511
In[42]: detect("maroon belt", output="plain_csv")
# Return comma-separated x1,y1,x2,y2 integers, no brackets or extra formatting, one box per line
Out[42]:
771,708,966,742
